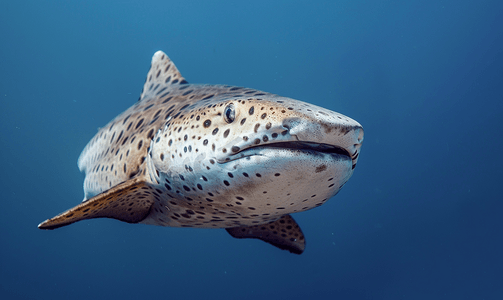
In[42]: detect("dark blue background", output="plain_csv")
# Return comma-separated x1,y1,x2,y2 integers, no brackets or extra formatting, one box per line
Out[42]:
1,1,502,299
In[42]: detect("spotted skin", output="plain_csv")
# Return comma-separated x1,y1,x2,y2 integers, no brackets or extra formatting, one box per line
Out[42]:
39,51,364,254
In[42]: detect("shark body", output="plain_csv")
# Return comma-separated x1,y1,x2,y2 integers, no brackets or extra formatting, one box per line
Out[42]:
39,51,364,254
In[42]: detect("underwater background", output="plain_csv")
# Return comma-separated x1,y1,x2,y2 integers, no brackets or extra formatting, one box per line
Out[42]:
1,0,502,299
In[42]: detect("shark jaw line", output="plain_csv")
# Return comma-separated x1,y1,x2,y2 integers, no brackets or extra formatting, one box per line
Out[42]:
217,141,351,164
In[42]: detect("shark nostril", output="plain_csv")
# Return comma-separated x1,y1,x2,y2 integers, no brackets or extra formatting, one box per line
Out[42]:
282,118,302,132
357,128,364,143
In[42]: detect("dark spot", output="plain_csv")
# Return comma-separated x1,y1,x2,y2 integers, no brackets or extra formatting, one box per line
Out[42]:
203,120,211,128
153,109,163,118
262,135,269,142
249,106,255,115
240,118,246,125
122,115,131,125
315,164,327,173
212,128,219,135
256,173,262,177
223,180,230,186
261,113,267,119
223,129,230,138
254,123,260,133
231,146,240,153
147,128,155,139
162,96,173,104
135,119,144,130
117,130,124,142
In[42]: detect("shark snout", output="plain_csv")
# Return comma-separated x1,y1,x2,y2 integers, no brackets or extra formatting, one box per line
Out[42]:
283,115,362,141
283,114,363,166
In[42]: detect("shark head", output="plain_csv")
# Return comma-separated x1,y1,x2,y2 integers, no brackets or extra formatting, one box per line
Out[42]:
145,92,363,226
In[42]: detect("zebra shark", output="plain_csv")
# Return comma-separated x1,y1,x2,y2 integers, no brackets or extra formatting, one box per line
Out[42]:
38,51,364,254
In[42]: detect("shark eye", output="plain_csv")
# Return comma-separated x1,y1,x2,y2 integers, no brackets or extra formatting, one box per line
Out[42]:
224,103,235,123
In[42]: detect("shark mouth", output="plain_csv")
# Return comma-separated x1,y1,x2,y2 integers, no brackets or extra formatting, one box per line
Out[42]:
220,141,351,163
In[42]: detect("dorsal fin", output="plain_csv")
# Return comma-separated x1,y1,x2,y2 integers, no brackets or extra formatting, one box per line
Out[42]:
38,178,155,230
139,50,188,101
226,214,306,254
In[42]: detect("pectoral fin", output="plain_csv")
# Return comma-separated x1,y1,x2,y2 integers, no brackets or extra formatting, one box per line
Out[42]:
38,178,155,230
226,214,306,254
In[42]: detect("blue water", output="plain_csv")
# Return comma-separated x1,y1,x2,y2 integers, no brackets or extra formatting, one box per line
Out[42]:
1,1,502,299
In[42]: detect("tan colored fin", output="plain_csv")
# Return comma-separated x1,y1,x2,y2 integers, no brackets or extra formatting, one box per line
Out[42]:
226,214,306,254
139,50,187,101
38,178,155,230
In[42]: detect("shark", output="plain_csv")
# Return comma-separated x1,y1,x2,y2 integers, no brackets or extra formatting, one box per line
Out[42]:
38,51,364,254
